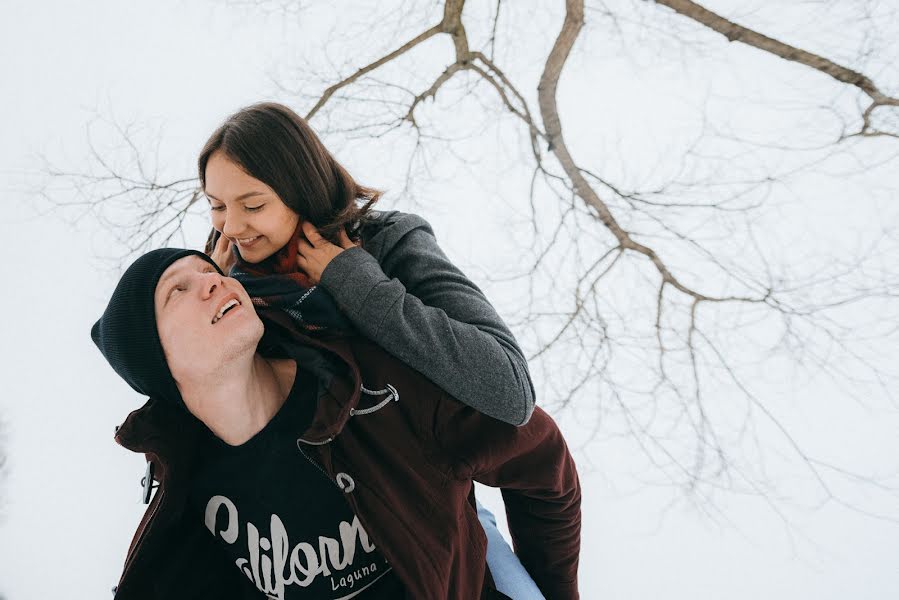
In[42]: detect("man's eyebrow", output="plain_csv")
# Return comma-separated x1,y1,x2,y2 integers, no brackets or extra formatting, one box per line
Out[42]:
205,190,267,202
154,257,217,306
156,259,205,306
156,266,186,307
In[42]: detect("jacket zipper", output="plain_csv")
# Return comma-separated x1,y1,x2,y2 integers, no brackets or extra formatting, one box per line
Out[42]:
295,439,341,489
118,486,165,590
295,440,418,592
310,445,442,598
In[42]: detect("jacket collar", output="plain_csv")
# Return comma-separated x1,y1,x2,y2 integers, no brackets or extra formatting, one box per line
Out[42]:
114,312,364,462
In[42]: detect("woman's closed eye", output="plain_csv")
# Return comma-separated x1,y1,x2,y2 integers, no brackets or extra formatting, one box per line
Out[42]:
209,204,265,212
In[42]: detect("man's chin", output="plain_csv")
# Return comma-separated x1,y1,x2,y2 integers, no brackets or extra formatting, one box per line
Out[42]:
220,322,266,354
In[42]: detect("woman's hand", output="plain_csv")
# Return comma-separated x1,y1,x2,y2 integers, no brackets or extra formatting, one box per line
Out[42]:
297,220,360,284
209,230,237,274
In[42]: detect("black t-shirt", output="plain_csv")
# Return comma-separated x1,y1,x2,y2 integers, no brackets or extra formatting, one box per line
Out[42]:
186,360,406,599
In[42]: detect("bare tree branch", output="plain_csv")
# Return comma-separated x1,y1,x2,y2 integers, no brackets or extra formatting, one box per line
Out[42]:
652,0,899,138
38,0,899,530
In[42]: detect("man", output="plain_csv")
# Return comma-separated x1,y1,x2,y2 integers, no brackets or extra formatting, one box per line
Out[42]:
92,248,581,600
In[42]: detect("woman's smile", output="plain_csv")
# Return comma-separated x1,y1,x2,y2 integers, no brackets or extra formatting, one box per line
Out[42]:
235,235,263,248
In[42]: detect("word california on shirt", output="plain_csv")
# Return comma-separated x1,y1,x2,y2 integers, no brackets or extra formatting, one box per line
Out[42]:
186,361,406,599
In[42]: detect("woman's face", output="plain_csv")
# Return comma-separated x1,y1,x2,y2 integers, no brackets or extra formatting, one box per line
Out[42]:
204,150,300,263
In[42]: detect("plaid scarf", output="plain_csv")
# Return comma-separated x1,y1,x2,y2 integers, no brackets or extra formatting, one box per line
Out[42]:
227,220,358,337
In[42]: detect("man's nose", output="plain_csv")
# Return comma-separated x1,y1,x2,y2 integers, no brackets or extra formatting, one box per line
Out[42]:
199,270,223,298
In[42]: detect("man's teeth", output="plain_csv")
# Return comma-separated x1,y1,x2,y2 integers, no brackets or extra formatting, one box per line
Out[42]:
212,299,240,324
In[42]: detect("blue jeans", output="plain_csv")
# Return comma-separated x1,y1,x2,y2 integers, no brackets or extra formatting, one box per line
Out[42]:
476,498,547,599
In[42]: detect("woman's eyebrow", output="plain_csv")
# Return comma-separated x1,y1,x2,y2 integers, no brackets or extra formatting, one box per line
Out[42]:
205,191,267,202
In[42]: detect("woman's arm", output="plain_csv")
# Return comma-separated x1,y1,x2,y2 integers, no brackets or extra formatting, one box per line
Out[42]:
318,212,536,426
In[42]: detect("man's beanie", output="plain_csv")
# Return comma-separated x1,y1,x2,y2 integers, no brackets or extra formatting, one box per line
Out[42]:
90,248,224,411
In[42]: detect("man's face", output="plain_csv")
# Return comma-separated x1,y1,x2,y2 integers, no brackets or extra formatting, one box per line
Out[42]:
153,255,264,384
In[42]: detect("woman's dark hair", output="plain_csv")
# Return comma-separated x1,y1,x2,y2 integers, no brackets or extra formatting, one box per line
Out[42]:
198,101,383,253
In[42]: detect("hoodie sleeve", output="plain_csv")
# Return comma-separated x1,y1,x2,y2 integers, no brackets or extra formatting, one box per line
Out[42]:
318,212,536,426
432,395,582,600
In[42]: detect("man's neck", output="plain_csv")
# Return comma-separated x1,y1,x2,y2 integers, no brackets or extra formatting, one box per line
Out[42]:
180,353,298,447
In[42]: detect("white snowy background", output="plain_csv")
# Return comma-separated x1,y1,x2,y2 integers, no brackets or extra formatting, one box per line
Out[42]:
1,1,897,598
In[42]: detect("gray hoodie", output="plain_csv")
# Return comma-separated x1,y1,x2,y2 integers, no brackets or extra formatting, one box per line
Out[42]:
318,208,536,426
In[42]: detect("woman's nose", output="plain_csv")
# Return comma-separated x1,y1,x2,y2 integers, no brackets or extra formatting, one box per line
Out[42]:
221,212,244,238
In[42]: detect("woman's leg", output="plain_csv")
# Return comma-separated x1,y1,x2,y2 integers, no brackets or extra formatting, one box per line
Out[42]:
476,498,547,600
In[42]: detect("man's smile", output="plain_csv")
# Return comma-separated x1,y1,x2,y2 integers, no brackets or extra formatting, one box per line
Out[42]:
212,293,243,324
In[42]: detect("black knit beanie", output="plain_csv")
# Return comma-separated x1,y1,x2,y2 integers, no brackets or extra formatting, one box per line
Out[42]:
90,248,224,411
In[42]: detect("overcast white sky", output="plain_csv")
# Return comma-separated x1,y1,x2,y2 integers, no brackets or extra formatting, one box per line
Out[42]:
1,1,898,599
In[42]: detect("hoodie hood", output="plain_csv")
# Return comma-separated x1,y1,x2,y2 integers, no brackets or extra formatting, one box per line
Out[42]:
113,318,364,459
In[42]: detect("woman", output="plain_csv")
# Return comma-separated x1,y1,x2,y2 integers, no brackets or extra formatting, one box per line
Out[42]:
198,101,545,599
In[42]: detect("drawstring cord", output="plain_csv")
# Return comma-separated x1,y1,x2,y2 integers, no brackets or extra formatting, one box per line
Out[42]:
350,383,399,416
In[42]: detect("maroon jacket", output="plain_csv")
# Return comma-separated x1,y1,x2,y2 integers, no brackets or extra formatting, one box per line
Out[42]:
110,317,582,599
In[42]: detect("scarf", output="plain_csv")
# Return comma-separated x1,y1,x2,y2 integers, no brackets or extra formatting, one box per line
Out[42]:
227,219,359,337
